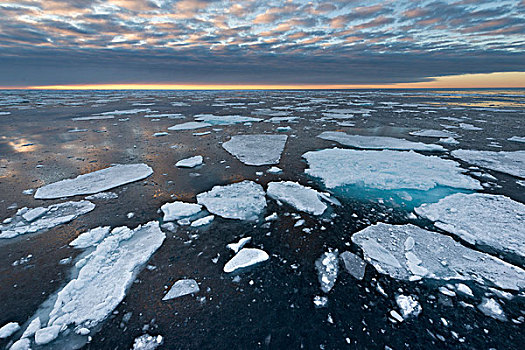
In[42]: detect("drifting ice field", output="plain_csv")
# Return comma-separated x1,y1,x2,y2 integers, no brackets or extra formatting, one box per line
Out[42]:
0,89,524,350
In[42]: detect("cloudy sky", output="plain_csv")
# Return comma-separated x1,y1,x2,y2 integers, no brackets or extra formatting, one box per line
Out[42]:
0,0,524,87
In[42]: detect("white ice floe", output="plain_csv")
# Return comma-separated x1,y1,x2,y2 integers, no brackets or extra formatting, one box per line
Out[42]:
9,338,30,350
0,322,20,338
167,122,211,131
351,223,525,291
451,149,525,178
438,137,459,145
35,163,153,199
153,132,168,137
339,251,366,280
161,201,202,221
223,248,269,273
72,115,114,121
144,113,184,119
477,298,507,321
45,222,165,332
190,215,214,227
70,226,111,249
175,156,203,168
267,181,327,215
410,129,458,138
34,326,61,345
131,334,164,350
316,251,339,293
0,201,95,239
21,317,40,339
318,131,445,151
395,295,421,319
415,193,525,260
97,108,151,116
303,148,481,190
459,123,482,131
267,166,282,174
194,114,262,125
85,192,118,200
162,279,200,300
508,136,525,143
227,237,252,253
196,181,266,221
222,134,288,166
265,116,299,123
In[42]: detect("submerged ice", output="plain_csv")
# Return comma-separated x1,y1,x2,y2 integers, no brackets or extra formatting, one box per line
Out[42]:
222,134,288,166
35,164,153,199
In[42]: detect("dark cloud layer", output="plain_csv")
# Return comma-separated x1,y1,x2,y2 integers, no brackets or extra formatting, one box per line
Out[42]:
0,0,524,86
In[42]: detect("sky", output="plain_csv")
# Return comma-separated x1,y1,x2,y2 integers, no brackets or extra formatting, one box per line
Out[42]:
0,0,524,88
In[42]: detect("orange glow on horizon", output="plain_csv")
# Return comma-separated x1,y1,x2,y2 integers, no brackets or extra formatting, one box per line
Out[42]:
2,72,524,90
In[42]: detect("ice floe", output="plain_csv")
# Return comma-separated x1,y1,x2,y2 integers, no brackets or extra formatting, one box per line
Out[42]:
410,129,458,138
508,136,525,143
72,115,114,121
9,338,30,350
196,181,266,221
451,149,525,178
416,193,525,261
223,248,269,273
222,134,288,166
303,149,481,190
227,237,252,253
35,326,61,345
190,215,214,227
351,223,525,290
477,298,507,321
339,251,366,280
35,163,153,199
85,192,118,200
69,226,111,249
131,334,164,350
161,201,202,221
43,222,165,334
316,251,339,293
175,156,203,168
0,201,95,239
0,322,20,338
318,131,445,151
395,295,421,319
162,279,200,300
167,121,211,131
21,317,40,339
194,114,262,125
267,181,327,215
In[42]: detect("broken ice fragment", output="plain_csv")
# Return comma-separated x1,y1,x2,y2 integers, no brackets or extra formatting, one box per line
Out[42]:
339,251,366,280
313,295,328,308
197,181,266,221
0,201,95,239
21,317,40,339
395,295,421,318
410,129,458,138
318,131,445,151
161,201,202,221
451,150,525,178
415,193,525,261
227,237,252,253
70,226,111,249
316,250,339,293
351,223,525,291
9,338,30,350
175,156,203,168
223,248,269,273
190,215,214,227
162,279,200,300
222,134,288,166
34,325,61,345
35,163,153,199
167,121,211,131
267,181,327,215
194,114,262,125
131,334,164,350
0,322,20,338
477,298,507,321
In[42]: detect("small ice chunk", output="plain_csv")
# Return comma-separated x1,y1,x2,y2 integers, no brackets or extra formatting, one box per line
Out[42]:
0,322,20,338
70,226,112,249
267,181,327,215
167,121,211,131
313,296,328,308
410,129,458,138
131,334,164,350
35,163,153,199
318,131,445,151
22,189,34,195
508,136,525,143
197,181,266,221
161,201,202,221
459,123,482,131
223,248,269,273
194,114,262,125
227,237,252,253
0,201,95,239
21,317,40,338
222,134,288,166
477,298,507,321
316,250,339,293
190,215,214,227
85,192,118,200
452,149,525,178
175,156,203,168
438,137,459,145
9,338,30,350
76,327,90,335
455,283,473,297
339,251,366,280
267,166,282,174
34,325,61,345
395,295,421,318
162,279,200,300
153,132,169,137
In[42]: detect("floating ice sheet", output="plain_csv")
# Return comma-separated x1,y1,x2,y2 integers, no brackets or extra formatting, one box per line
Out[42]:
197,181,266,221
351,223,525,291
0,201,95,239
162,279,199,300
508,136,525,143
318,131,445,151
451,149,525,178
340,251,366,280
222,134,288,166
415,193,525,261
410,129,458,138
167,122,211,131
161,201,202,221
303,148,481,191
267,181,327,215
194,114,262,125
35,164,153,199
223,248,269,273
175,156,203,168
45,221,165,332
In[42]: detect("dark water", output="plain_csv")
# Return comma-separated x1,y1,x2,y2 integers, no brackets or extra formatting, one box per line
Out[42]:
0,89,524,349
